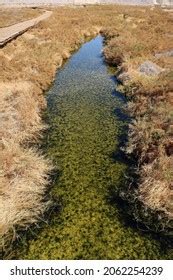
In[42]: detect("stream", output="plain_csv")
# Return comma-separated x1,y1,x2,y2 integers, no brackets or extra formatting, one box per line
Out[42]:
16,36,170,259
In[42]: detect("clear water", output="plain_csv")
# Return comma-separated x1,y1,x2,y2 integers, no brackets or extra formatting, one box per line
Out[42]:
17,36,170,259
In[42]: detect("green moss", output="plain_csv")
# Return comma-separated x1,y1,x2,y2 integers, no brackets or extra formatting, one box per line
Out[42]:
15,36,171,260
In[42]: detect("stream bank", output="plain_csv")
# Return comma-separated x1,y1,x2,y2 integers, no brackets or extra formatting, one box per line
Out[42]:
102,10,173,238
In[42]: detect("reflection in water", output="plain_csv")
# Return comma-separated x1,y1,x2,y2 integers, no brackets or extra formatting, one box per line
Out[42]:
18,36,169,259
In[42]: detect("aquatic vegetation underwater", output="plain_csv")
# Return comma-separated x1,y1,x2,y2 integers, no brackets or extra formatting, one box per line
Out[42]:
15,37,171,260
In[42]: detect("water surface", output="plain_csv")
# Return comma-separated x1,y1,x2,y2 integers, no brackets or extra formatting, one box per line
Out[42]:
18,36,169,259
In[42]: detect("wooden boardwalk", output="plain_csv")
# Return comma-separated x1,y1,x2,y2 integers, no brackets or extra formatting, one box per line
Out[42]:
0,10,52,46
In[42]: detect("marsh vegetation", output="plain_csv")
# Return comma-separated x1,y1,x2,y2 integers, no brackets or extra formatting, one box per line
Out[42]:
0,5,172,259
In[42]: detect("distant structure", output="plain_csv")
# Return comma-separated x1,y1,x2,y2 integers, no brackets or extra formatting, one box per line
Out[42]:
0,0,172,8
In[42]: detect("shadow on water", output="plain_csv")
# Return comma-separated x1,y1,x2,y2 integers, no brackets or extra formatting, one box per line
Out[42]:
10,35,173,260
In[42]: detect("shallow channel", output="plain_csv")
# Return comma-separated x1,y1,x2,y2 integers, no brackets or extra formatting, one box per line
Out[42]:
17,36,170,259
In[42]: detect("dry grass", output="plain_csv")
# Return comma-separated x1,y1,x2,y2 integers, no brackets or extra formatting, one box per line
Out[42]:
0,82,51,254
0,7,42,28
0,4,173,255
139,155,173,216
101,6,173,230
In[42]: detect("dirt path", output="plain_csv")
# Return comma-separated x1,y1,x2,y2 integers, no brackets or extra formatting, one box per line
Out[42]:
0,10,52,46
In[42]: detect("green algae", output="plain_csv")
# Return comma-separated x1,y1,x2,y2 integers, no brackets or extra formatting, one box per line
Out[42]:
16,36,171,259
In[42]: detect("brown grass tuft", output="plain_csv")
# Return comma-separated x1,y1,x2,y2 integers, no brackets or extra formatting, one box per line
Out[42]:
0,82,51,253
